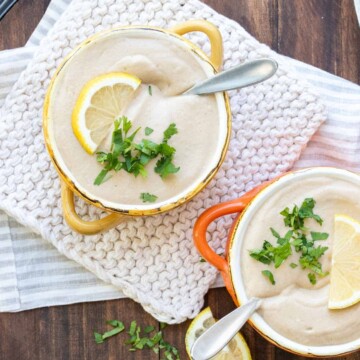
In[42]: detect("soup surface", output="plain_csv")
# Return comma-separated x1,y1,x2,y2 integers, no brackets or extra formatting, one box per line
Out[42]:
48,30,222,206
241,174,360,346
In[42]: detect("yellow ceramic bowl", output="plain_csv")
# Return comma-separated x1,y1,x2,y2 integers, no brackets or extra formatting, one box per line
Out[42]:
43,20,231,235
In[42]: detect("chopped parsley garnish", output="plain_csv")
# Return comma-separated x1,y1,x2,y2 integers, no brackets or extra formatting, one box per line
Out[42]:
94,320,179,359
94,117,180,185
249,198,329,285
140,192,157,203
280,197,323,230
148,85,152,96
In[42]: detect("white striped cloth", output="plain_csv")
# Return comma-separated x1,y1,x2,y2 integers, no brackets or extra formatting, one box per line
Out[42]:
0,0,359,312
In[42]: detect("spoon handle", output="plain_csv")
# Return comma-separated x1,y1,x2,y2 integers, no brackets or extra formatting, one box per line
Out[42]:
190,298,261,360
184,58,278,95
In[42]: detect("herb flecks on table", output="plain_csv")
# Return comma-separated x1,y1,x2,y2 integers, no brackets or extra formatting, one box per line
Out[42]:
94,116,180,185
94,320,180,360
94,320,125,343
249,198,329,285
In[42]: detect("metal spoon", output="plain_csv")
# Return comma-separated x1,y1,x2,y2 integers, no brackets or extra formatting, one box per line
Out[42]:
190,298,261,360
183,58,278,95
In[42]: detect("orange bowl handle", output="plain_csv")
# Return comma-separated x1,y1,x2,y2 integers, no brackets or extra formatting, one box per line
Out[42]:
170,20,223,71
193,183,270,301
61,182,124,235
193,185,266,270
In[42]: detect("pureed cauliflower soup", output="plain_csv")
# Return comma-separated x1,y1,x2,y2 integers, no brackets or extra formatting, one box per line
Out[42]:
241,173,360,346
47,29,225,207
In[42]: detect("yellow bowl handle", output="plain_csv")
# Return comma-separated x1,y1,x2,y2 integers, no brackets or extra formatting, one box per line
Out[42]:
61,182,125,235
170,20,223,71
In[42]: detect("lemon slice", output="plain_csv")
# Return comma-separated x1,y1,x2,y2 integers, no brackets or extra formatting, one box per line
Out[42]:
185,307,252,360
72,72,141,154
329,214,360,309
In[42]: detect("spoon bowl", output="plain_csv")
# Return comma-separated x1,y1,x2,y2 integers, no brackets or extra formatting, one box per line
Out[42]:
183,58,278,95
190,298,261,360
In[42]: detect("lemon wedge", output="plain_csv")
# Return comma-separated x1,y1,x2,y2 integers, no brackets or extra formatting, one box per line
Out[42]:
185,307,252,360
329,214,360,309
72,72,141,154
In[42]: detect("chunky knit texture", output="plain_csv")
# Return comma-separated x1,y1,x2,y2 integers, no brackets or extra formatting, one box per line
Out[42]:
0,0,326,323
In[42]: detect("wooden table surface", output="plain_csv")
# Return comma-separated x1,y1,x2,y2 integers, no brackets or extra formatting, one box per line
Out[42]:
0,1,360,359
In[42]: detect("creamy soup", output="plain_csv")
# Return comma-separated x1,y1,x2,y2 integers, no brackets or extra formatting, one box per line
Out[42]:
241,174,360,346
48,30,224,207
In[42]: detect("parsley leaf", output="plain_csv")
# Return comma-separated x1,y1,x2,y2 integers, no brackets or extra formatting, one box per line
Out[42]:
270,227,281,240
140,192,158,203
262,270,275,285
155,157,180,178
145,127,153,135
274,241,292,268
122,117,132,134
94,169,109,185
144,325,155,334
281,205,303,230
93,320,125,343
308,273,317,285
249,231,293,269
310,232,329,241
163,123,178,143
299,198,323,225
94,332,104,344
249,249,273,265
299,245,329,277
280,198,323,232
158,143,175,157
107,320,125,328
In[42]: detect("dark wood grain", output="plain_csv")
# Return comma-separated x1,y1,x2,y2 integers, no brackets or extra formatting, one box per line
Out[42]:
205,0,279,50
0,299,159,360
277,0,360,83
0,0,51,49
0,1,360,359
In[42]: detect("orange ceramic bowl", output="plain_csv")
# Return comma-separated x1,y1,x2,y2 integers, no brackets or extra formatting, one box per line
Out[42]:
193,167,360,357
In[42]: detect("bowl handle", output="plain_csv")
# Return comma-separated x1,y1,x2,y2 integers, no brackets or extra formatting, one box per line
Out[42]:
193,182,269,304
61,183,124,235
170,20,223,71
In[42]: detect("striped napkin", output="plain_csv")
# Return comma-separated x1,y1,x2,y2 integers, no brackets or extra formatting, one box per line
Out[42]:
0,0,359,313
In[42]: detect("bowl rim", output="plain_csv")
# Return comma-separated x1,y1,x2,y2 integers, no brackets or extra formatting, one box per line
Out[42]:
228,167,360,357
43,25,231,216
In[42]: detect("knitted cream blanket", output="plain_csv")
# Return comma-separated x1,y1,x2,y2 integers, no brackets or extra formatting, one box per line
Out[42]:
0,0,325,323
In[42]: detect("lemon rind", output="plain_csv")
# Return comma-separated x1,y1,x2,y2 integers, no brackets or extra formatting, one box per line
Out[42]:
72,72,141,154
329,214,360,309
